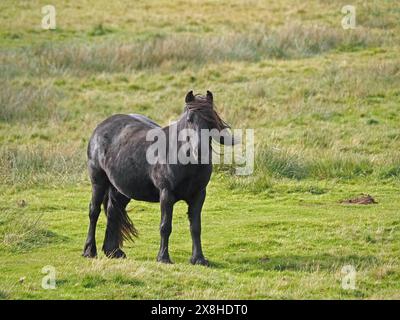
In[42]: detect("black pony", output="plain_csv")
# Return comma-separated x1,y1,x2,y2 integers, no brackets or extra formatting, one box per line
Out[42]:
82,91,233,265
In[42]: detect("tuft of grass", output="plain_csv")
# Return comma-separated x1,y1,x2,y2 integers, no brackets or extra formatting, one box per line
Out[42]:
263,23,386,58
366,119,379,125
307,185,327,195
112,274,144,287
256,146,309,180
81,275,106,289
0,289,10,300
227,174,273,193
228,146,389,192
302,129,333,149
0,211,59,252
311,154,374,180
88,23,113,37
380,162,400,179
0,146,85,186
0,81,66,122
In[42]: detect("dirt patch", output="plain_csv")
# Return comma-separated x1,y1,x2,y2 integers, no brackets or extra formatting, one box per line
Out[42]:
340,194,377,205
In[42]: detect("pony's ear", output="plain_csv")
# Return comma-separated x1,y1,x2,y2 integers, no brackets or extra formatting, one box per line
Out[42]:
206,90,213,103
185,90,195,103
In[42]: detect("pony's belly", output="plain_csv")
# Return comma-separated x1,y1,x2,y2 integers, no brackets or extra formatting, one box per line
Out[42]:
106,167,159,202
129,188,160,202
120,180,160,202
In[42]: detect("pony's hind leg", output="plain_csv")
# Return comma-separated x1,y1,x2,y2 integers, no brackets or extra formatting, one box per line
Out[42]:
103,186,136,258
83,166,109,258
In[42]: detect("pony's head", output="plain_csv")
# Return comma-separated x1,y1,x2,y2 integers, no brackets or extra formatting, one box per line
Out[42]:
184,90,236,145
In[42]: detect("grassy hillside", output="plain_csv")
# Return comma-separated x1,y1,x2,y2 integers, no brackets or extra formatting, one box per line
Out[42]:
0,0,399,299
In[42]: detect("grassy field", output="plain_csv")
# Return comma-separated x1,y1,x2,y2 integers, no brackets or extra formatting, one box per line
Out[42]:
0,0,399,299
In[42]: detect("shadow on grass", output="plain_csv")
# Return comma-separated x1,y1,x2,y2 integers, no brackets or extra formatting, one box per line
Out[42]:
211,253,380,273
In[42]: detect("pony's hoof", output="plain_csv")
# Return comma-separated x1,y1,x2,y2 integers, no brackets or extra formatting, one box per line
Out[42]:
104,248,126,259
190,256,209,266
157,256,173,264
82,244,97,258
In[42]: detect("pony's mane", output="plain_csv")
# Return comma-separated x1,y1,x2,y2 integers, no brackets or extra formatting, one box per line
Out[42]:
185,95,230,131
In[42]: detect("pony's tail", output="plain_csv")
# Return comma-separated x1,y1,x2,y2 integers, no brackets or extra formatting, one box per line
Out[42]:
104,187,138,247
118,204,138,246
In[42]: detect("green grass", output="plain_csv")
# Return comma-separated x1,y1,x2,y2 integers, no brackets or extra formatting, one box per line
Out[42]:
0,179,399,299
0,0,399,299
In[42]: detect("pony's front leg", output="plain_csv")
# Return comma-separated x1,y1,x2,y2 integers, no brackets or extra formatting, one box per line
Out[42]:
188,189,209,266
83,169,109,258
157,189,175,264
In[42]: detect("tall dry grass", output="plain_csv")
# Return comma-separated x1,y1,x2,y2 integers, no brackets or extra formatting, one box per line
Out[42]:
0,145,85,186
0,81,67,122
0,23,389,77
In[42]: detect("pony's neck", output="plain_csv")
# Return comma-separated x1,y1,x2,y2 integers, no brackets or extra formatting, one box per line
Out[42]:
165,113,211,163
